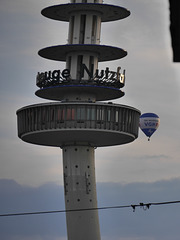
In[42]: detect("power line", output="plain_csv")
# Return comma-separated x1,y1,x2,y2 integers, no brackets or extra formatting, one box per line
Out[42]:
0,200,180,217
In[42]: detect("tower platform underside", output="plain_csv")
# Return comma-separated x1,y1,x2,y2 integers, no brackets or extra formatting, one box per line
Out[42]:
35,85,125,101
17,102,140,147
38,44,127,62
18,128,136,147
41,3,130,22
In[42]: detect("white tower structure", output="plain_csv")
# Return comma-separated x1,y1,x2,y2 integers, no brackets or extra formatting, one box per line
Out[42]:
17,1,141,240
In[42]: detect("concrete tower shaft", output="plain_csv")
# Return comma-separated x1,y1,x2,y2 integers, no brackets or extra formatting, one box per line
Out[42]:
63,146,101,240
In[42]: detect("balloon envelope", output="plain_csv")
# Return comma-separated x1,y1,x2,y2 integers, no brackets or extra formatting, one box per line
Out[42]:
139,113,160,139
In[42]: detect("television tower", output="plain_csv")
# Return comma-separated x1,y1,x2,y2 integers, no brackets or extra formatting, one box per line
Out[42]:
17,1,140,240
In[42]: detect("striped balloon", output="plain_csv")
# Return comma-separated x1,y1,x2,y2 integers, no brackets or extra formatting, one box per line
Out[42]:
139,113,160,141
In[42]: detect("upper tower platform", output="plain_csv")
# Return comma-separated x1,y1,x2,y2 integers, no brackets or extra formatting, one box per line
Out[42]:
41,3,130,22
35,1,130,102
38,44,127,62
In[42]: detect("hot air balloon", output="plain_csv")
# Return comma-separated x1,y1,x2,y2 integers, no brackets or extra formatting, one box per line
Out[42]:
139,113,160,141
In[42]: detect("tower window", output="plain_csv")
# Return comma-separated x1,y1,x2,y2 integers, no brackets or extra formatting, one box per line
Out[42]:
79,15,86,44
77,55,83,80
67,56,71,71
69,16,74,44
91,15,97,42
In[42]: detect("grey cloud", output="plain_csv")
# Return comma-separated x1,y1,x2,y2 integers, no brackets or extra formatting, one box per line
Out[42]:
137,154,169,160
0,179,66,239
97,179,180,240
0,179,180,240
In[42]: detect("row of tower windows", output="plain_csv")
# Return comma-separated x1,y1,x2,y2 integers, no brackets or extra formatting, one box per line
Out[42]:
64,181,91,186
64,165,90,168
71,0,100,3
35,106,133,123
64,148,90,152
66,199,92,203
17,104,139,137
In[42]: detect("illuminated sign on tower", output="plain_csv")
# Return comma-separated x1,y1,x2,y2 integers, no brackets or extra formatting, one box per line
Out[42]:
17,1,141,240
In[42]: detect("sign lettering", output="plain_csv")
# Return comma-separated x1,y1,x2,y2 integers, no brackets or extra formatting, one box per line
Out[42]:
36,64,125,89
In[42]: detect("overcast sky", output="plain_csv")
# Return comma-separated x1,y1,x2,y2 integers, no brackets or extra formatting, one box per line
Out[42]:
0,0,180,239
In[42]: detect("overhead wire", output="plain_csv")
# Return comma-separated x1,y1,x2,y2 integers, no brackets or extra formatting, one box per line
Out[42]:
0,200,180,217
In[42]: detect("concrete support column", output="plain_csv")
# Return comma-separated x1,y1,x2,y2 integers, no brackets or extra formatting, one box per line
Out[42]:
62,145,101,240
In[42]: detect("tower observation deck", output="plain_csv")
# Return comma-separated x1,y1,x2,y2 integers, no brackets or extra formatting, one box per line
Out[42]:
17,1,141,240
